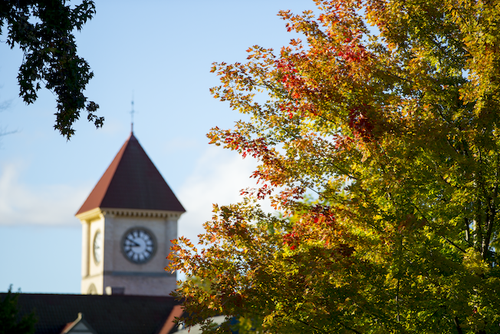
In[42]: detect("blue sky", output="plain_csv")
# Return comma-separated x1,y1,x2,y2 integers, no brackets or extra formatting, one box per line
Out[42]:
0,1,312,293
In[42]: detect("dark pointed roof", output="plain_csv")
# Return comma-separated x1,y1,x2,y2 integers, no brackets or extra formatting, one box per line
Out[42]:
76,132,185,215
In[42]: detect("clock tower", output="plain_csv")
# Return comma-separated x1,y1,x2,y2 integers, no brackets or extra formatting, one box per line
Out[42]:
76,132,185,296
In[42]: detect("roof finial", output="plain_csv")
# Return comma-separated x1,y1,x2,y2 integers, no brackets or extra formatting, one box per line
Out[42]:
130,93,135,133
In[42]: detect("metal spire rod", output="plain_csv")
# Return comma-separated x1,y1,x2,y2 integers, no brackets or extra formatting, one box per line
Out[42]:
131,95,135,133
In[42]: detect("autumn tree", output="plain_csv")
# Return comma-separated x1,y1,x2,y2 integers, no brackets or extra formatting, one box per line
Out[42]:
168,0,500,333
0,0,102,139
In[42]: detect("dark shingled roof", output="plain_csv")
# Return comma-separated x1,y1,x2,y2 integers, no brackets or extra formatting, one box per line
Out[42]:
6,293,180,334
76,132,185,215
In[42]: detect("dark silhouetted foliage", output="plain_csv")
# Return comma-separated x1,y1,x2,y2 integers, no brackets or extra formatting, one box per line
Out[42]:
0,287,36,334
0,0,102,139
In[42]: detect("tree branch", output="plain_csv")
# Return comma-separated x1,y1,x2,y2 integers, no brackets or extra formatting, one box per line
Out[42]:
294,318,329,334
442,236,466,253
454,316,464,334
339,322,364,334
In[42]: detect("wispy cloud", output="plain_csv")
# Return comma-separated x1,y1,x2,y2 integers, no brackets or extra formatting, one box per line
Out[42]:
0,146,269,233
177,146,262,244
0,163,87,226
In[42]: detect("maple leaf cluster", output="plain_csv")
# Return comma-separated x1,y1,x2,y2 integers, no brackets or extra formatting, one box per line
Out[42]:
168,0,500,333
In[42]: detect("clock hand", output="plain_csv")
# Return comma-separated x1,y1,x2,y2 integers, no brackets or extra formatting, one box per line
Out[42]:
126,239,141,247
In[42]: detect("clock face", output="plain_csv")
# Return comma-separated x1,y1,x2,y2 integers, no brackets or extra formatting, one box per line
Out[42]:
122,227,156,264
93,230,102,264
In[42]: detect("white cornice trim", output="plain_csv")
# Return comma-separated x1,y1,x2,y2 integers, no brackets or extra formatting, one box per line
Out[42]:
77,207,184,220
75,208,103,222
102,208,183,219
